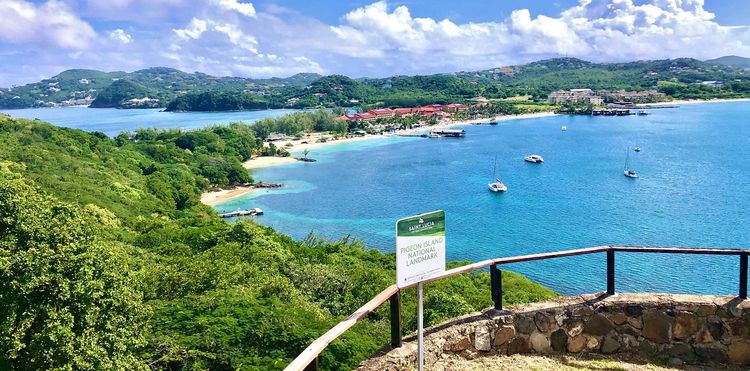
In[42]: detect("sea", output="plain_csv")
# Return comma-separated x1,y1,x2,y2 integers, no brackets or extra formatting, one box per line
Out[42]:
6,102,750,295
1,106,298,136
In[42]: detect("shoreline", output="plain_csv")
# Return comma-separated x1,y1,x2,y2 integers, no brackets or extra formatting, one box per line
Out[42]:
200,185,257,206
648,97,750,106
200,111,557,206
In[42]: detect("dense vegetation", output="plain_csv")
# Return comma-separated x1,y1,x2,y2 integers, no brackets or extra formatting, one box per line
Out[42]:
89,79,161,108
0,115,556,370
166,91,275,111
3,57,750,110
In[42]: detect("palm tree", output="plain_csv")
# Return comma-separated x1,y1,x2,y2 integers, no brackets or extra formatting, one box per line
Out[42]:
303,148,310,159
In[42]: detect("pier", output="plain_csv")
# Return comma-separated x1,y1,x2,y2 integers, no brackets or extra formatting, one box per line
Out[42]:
218,208,263,218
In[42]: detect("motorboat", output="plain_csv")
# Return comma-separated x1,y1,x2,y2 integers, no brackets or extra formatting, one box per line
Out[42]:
561,126,567,131
524,154,544,163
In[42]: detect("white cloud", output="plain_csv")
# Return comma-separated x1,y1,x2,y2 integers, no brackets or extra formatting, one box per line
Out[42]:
109,29,133,44
173,18,208,40
212,0,256,17
214,23,258,53
329,0,750,68
0,0,96,49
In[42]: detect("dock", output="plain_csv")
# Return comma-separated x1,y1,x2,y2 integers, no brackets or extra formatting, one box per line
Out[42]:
219,208,263,218
430,129,466,137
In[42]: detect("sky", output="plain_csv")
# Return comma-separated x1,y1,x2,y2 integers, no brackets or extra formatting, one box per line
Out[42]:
1,0,750,86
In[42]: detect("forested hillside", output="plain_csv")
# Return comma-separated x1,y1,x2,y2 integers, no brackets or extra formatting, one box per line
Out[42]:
0,114,556,370
3,57,749,111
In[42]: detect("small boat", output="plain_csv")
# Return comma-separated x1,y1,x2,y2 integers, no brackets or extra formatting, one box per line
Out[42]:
624,169,638,178
561,126,567,131
524,154,544,163
637,110,649,116
634,147,641,152
623,149,638,178
488,156,507,192
489,122,498,126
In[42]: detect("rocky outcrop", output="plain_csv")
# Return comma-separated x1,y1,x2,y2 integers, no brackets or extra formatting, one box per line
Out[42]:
359,293,750,370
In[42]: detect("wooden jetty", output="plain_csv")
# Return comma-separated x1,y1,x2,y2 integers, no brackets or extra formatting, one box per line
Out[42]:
219,208,263,218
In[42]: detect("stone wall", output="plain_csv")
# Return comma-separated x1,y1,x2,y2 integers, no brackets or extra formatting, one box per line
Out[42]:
359,293,750,370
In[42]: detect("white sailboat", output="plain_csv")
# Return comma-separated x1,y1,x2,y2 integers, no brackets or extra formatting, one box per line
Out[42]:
488,156,507,192
623,149,638,178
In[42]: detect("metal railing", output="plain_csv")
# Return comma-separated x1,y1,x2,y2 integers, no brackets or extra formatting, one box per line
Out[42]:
285,245,749,370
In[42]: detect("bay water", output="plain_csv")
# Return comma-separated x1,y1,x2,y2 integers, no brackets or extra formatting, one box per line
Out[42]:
219,102,750,295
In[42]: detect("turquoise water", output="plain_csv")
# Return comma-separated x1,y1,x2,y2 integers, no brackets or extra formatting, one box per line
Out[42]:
1,106,298,136
219,102,750,295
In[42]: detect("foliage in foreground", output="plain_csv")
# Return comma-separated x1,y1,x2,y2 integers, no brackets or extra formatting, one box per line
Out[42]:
0,117,556,370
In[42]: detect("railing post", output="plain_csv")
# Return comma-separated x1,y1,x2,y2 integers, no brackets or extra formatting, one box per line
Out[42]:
490,264,502,310
606,250,615,295
303,356,318,371
389,291,402,348
740,253,748,300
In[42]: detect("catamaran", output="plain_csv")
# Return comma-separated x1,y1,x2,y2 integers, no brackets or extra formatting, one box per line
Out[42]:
524,154,544,163
623,149,638,178
488,156,507,192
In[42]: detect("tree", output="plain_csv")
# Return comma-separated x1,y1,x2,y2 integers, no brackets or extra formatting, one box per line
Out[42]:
0,174,148,370
303,148,310,159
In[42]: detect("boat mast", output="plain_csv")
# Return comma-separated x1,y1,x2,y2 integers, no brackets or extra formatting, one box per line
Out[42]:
492,155,497,180
624,148,630,170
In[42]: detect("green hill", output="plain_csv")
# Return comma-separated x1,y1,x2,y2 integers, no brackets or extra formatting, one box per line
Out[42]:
4,57,750,110
0,114,555,369
89,79,162,108
706,55,750,69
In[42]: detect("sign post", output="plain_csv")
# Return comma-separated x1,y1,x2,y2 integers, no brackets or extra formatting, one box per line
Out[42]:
396,210,446,371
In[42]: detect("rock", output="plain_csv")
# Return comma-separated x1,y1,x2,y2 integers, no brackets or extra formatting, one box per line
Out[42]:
695,327,714,343
674,311,699,340
494,326,516,346
642,311,674,344
695,344,729,364
567,336,586,353
600,335,621,354
433,337,446,352
555,311,568,326
474,326,491,351
450,336,472,352
620,324,639,337
729,319,749,337
697,304,717,316
529,332,550,353
668,343,697,363
507,337,531,354
585,336,600,350
668,357,684,367
608,312,628,325
729,340,750,364
626,316,643,329
565,320,584,337
621,334,638,349
707,318,726,341
624,305,643,317
389,342,417,358
572,306,594,317
534,312,554,332
550,329,568,352
583,314,614,336
461,348,480,360
515,316,536,334
637,340,658,358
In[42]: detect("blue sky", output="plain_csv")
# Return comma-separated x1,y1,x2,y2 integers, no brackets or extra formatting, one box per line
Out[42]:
1,0,749,86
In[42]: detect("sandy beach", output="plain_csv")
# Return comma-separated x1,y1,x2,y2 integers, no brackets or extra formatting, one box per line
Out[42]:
200,185,256,206
201,111,557,205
